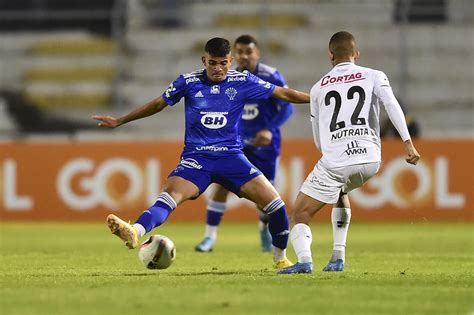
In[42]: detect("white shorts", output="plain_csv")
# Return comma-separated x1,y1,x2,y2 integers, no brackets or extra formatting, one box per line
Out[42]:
300,160,380,204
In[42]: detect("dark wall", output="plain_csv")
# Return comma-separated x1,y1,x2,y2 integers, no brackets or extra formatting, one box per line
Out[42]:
0,0,123,35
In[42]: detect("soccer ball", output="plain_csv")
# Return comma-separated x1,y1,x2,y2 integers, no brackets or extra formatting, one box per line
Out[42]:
138,234,176,269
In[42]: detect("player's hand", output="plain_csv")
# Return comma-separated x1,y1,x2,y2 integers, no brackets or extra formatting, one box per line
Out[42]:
404,140,420,165
254,129,272,146
92,115,121,128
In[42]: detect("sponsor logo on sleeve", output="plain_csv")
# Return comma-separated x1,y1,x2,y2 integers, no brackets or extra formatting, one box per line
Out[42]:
185,77,200,84
164,83,176,98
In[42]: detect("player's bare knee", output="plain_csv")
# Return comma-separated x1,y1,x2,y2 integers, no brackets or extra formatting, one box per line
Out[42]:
290,209,311,225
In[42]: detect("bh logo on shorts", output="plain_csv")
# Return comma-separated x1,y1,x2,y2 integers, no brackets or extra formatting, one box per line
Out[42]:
200,111,228,129
242,104,259,120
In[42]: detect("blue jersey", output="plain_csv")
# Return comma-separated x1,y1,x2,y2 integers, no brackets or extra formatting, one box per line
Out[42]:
239,63,294,154
162,69,275,155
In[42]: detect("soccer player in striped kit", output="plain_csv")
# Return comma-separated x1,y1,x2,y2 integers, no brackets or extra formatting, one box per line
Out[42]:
279,31,420,274
195,35,294,253
93,37,309,269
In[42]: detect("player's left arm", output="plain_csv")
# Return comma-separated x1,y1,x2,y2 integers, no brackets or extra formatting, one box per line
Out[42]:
374,71,420,165
271,86,310,104
93,96,168,128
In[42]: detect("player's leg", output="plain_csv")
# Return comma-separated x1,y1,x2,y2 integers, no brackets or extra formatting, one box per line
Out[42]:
134,176,200,235
279,161,344,274
239,175,292,268
256,208,272,252
195,185,230,252
323,192,351,272
244,147,277,253
322,161,379,271
277,192,327,274
107,176,200,249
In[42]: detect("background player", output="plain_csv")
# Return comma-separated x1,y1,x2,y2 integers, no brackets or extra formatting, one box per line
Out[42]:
279,31,421,274
195,35,294,253
93,37,310,269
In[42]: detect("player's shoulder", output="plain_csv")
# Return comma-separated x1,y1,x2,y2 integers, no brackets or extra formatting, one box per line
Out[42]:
354,64,387,79
257,63,278,78
257,63,287,86
181,69,205,84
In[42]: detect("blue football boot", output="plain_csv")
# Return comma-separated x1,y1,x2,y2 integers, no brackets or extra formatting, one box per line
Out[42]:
194,237,214,252
278,262,313,274
322,259,344,272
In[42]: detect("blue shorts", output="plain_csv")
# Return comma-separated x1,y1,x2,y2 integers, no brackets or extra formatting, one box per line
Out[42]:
168,152,263,196
243,145,279,183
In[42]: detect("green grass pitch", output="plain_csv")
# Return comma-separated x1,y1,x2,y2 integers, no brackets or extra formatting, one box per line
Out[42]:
1,222,473,315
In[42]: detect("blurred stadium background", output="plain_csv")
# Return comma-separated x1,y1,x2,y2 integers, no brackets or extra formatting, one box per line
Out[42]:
0,2,473,315
0,0,472,221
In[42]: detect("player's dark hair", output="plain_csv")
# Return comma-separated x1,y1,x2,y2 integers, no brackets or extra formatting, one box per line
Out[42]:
205,37,231,57
234,34,259,47
329,31,357,59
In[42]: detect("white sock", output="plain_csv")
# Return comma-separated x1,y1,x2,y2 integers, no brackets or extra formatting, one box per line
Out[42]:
290,223,313,263
273,246,286,262
133,223,146,238
204,224,218,241
331,207,351,261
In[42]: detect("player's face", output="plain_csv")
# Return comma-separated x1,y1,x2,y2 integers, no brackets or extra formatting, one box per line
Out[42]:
202,53,233,82
234,43,260,72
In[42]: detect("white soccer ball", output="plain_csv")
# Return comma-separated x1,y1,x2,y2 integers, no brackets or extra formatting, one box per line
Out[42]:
138,234,176,269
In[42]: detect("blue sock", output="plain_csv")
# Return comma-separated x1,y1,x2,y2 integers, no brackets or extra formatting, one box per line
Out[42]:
135,192,177,233
263,198,289,249
206,200,226,226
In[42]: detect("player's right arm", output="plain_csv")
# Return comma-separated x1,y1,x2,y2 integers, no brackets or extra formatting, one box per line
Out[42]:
373,71,420,165
92,96,168,128
93,74,187,128
272,86,310,104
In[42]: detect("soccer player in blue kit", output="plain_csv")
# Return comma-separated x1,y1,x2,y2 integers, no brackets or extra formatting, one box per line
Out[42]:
93,37,310,269
195,35,294,253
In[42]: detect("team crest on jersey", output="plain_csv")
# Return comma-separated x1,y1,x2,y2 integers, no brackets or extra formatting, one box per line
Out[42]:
225,88,237,100
210,85,220,94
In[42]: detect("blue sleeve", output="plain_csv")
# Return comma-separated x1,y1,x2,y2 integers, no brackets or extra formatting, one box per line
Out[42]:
268,101,294,129
267,71,294,129
245,71,275,100
162,75,187,106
